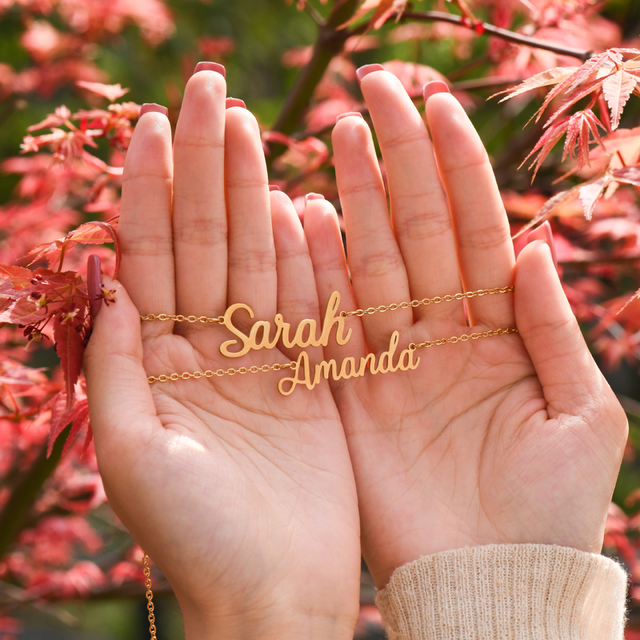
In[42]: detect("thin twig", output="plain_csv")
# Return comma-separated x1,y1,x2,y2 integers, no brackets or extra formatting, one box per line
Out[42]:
399,11,593,62
303,1,326,26
559,254,640,266
447,53,491,81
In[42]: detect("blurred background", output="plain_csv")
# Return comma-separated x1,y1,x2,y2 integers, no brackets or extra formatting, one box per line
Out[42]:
1,0,640,637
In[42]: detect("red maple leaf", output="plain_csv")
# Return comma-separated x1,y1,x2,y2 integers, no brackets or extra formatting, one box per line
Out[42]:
76,81,129,103
53,305,86,411
520,108,606,179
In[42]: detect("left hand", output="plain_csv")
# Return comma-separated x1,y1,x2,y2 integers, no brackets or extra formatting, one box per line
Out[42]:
84,67,361,640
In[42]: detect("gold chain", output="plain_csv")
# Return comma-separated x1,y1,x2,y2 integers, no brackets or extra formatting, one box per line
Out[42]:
339,286,514,318
147,361,296,385
139,287,514,324
140,313,224,324
408,326,518,350
143,553,158,640
146,330,518,384
142,286,516,385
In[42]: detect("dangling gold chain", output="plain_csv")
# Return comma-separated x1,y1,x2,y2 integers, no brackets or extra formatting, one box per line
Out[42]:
143,553,158,640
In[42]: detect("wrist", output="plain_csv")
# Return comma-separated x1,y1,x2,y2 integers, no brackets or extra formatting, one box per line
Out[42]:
181,606,357,640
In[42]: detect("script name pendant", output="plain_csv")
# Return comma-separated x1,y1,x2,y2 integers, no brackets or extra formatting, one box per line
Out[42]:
220,291,351,357
278,331,420,396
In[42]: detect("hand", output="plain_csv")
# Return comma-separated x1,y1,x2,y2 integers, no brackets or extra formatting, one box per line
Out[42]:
83,67,360,640
302,69,628,588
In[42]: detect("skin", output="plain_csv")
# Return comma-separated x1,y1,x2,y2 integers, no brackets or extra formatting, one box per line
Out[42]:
305,70,628,588
83,70,360,640
84,67,628,637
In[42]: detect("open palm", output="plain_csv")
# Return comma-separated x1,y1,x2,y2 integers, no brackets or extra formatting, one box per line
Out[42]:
302,70,628,588
83,68,360,639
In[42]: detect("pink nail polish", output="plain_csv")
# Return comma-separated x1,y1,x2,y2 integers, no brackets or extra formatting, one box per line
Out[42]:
336,112,364,123
527,221,558,269
305,193,325,205
225,98,246,109
423,81,451,101
193,61,226,77
87,254,103,319
269,185,281,191
356,64,384,83
139,103,168,118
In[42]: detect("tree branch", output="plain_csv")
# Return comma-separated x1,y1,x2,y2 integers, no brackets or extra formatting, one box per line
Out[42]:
399,11,593,62
0,425,71,562
269,0,361,162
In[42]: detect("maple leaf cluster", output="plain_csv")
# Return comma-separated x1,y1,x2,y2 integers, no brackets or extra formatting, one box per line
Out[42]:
0,358,144,617
0,0,173,103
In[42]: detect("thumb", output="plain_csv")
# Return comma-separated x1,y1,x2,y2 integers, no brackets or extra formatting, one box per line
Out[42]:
514,240,615,416
83,255,159,458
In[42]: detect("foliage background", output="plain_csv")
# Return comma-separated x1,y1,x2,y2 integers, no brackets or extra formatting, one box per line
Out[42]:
1,0,640,637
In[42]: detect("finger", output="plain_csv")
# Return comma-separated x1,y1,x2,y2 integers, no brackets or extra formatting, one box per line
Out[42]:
84,272,160,464
426,93,515,327
304,199,367,367
358,71,463,325
225,107,276,322
271,192,323,365
172,67,227,331
119,105,174,338
515,241,620,418
332,114,412,352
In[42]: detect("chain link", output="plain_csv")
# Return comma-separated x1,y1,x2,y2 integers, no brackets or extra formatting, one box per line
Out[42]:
339,286,514,318
409,326,519,351
147,361,297,385
143,554,158,640
140,313,224,324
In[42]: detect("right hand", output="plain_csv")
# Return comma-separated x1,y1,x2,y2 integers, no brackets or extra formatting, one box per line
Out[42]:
303,68,628,588
83,67,361,640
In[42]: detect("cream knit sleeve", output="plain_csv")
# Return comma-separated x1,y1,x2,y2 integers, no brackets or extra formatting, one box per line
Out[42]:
376,544,628,640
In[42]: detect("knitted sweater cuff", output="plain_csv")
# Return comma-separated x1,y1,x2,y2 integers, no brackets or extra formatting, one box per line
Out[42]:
376,544,627,640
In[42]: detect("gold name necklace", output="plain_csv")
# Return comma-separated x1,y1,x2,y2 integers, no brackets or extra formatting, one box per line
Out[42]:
141,286,517,395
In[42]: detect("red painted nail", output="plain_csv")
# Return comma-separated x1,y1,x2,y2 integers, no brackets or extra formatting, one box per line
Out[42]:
269,185,281,191
336,112,364,123
225,97,246,109
87,254,103,319
356,64,384,83
139,103,168,118
305,193,325,205
193,61,226,77
527,221,558,269
423,81,451,101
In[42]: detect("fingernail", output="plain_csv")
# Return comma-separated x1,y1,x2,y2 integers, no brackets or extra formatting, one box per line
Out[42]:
336,112,364,123
87,254,102,319
356,64,384,83
193,61,226,77
226,97,246,109
139,103,168,118
269,185,281,191
423,81,451,101
305,193,325,205
527,221,558,269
